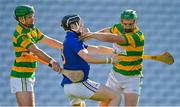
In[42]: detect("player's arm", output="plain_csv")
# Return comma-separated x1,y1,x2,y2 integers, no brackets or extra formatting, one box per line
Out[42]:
81,27,127,44
86,45,114,55
28,44,52,63
72,39,119,64
78,49,117,64
96,27,111,33
39,35,63,49
18,34,61,71
95,27,127,44
89,32,127,44
27,44,61,72
80,27,111,41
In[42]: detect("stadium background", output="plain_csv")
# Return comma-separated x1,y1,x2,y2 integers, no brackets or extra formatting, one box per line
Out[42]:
0,0,180,106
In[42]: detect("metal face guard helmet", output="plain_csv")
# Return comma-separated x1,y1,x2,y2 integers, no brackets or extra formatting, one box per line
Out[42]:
121,9,138,32
61,14,81,31
14,5,35,20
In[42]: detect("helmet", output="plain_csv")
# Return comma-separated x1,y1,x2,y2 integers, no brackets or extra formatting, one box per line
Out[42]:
121,9,137,20
14,5,35,18
61,14,81,30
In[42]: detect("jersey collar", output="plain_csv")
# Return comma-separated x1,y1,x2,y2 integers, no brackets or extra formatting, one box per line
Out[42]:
66,31,79,38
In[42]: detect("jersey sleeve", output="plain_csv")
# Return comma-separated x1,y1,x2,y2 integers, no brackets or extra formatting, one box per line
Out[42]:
109,24,116,33
17,35,34,49
131,32,144,47
71,38,87,54
110,24,129,45
36,28,45,41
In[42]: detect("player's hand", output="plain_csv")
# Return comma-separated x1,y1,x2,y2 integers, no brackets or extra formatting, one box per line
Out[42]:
52,62,62,73
113,44,127,55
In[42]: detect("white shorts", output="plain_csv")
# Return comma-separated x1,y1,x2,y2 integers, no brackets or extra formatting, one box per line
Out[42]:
64,79,101,105
10,77,35,93
106,70,143,95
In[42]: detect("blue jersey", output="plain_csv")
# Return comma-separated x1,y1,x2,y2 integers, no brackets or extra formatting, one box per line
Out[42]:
61,31,90,86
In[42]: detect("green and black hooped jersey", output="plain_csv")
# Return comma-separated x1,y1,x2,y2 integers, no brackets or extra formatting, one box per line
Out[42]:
11,24,44,78
110,23,144,76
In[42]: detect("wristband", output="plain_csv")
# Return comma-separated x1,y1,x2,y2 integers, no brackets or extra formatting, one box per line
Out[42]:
106,58,109,64
110,57,113,64
106,57,113,64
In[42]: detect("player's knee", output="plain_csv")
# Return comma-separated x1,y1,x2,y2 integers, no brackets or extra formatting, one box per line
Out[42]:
104,88,120,101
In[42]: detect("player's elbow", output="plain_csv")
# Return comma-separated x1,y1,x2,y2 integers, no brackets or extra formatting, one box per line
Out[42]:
121,39,127,44
115,36,127,44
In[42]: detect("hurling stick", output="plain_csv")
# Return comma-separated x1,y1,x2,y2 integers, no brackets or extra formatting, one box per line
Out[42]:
22,53,84,82
143,51,174,65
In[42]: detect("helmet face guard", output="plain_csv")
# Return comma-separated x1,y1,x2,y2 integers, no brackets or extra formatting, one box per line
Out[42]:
14,5,35,28
61,14,81,31
121,9,137,32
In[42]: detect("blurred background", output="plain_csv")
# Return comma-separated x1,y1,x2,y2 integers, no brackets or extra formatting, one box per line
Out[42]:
0,0,180,106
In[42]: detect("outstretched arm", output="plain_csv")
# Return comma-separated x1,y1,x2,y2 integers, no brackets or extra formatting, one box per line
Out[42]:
27,44,61,72
40,35,63,49
87,32,127,44
81,27,127,44
96,27,111,33
87,45,114,55
80,27,111,41
78,49,119,64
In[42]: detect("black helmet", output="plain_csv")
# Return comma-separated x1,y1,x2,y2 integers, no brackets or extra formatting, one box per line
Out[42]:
61,14,81,30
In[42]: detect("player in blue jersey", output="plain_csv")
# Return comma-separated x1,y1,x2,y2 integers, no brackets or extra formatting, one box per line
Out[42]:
60,14,123,107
